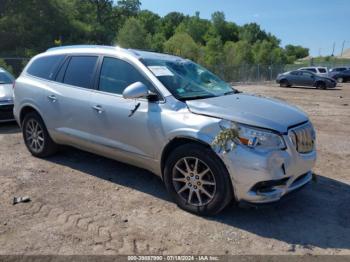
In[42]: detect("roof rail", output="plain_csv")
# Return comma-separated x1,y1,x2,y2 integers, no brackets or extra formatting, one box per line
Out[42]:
46,45,120,52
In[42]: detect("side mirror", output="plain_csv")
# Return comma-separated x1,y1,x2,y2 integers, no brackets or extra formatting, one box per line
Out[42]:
122,82,157,100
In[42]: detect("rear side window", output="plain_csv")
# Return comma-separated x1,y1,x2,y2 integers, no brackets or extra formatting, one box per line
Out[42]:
63,56,98,89
318,68,327,73
27,55,64,80
98,57,154,94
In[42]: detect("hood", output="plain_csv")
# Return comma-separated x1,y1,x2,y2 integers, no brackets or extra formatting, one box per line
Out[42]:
0,84,14,102
186,93,308,133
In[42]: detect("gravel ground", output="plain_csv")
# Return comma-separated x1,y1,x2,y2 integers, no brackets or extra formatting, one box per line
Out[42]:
0,83,349,255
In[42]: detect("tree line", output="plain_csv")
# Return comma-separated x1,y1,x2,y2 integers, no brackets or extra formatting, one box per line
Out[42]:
0,0,309,74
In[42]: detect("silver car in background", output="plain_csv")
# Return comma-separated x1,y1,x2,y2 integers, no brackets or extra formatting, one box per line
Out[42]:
298,66,329,77
14,46,317,215
0,67,15,122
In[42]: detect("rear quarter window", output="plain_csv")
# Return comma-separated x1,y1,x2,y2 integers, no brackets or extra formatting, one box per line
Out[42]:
27,55,65,80
318,68,327,73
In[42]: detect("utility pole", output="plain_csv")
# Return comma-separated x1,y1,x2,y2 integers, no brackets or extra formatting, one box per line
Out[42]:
331,42,335,56
340,40,348,57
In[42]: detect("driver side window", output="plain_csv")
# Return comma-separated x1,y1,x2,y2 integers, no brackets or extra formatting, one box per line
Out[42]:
98,57,155,95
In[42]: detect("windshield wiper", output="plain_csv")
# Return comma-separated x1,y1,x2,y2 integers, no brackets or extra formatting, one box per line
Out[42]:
224,89,240,95
179,95,215,101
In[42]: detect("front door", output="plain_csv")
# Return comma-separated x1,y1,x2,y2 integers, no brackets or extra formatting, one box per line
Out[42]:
89,56,161,159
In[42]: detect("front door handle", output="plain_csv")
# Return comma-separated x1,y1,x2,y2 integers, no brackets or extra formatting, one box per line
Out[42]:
92,105,104,114
48,95,57,103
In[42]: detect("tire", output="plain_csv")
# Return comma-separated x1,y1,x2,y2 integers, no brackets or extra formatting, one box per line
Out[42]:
163,143,233,216
22,112,58,157
316,81,326,90
337,77,344,83
279,79,290,87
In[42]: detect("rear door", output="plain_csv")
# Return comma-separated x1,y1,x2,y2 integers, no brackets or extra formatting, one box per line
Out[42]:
43,55,100,146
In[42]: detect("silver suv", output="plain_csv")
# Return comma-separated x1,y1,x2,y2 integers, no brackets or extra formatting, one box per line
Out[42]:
14,45,317,215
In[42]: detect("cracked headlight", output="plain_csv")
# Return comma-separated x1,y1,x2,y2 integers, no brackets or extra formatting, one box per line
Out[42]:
219,120,286,152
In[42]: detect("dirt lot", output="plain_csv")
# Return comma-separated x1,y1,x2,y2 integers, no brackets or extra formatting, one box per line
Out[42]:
0,83,349,255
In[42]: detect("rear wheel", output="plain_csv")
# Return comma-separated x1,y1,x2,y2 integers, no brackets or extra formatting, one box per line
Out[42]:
337,77,344,83
164,143,233,216
22,112,58,157
279,79,290,87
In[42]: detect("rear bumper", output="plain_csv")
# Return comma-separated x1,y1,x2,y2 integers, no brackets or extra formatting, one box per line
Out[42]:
0,103,15,122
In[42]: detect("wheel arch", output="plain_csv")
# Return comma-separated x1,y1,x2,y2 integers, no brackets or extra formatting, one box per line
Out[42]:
19,105,43,127
160,136,213,179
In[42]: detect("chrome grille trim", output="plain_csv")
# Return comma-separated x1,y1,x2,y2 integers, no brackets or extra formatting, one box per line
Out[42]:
289,122,315,154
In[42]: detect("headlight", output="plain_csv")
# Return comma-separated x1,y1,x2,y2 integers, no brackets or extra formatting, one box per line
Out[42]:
219,120,286,152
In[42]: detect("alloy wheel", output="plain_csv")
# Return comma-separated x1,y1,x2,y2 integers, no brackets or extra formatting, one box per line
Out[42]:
25,119,45,153
172,157,216,206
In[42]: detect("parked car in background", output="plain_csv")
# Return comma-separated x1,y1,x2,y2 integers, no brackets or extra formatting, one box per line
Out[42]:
329,69,350,83
276,70,337,89
14,45,316,215
0,67,15,122
329,67,349,73
298,67,328,77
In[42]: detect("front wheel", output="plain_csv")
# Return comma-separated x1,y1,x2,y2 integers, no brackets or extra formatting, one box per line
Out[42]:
22,112,58,157
163,143,233,216
316,81,326,90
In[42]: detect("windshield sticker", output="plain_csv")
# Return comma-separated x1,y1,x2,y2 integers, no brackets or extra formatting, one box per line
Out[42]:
148,66,174,77
177,88,185,93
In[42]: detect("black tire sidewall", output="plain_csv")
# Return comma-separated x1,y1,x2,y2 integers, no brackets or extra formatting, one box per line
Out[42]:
164,143,233,216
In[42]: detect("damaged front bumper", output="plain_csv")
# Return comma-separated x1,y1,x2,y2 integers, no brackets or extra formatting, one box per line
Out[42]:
219,133,317,204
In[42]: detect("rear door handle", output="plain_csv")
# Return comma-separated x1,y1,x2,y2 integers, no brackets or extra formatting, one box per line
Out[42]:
92,105,104,114
48,95,57,102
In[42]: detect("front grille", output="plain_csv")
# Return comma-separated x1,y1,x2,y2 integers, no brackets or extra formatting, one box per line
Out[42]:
0,104,14,120
289,123,315,154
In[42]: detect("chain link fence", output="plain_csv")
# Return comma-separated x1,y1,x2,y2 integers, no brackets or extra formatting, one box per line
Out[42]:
1,57,350,83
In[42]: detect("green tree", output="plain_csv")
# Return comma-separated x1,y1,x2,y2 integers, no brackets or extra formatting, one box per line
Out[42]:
201,36,224,68
285,44,309,59
116,17,150,49
211,12,239,42
117,0,141,16
137,10,161,35
239,23,268,44
224,40,253,66
164,32,199,61
252,40,287,65
150,33,166,52
0,59,14,75
160,12,185,39
175,13,211,44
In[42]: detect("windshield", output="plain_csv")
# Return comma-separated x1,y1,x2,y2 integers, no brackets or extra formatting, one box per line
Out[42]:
0,70,14,84
142,58,237,101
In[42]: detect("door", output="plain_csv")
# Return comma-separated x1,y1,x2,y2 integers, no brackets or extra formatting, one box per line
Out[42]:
89,56,161,160
299,71,315,86
43,55,100,146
